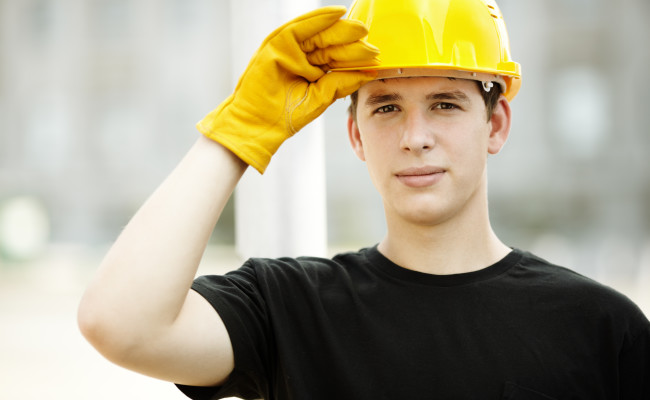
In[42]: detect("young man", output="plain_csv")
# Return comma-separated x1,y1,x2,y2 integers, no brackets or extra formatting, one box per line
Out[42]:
78,0,650,399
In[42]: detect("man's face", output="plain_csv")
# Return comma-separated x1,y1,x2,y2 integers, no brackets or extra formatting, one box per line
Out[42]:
348,76,509,227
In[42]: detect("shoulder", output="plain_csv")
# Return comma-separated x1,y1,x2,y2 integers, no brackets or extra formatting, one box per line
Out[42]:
514,249,625,297
192,247,375,300
513,249,627,302
513,249,649,333
240,247,374,284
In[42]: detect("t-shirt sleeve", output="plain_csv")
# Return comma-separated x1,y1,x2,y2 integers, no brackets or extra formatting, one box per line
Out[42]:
618,315,650,400
176,260,275,400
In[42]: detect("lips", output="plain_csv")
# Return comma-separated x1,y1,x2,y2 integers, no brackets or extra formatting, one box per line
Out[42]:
395,166,446,188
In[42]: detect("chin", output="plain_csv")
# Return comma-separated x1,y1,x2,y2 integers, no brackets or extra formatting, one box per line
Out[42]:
405,211,454,227
392,201,456,227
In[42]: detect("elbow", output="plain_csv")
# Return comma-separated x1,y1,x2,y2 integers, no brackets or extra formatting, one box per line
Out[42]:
77,290,134,364
77,294,103,349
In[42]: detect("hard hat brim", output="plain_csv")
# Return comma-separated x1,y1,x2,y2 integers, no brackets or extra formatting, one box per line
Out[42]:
333,67,509,97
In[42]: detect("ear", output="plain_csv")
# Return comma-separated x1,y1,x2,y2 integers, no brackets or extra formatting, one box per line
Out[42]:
347,115,366,161
487,96,512,155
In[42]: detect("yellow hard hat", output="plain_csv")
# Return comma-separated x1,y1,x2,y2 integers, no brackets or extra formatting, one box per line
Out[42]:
338,0,522,101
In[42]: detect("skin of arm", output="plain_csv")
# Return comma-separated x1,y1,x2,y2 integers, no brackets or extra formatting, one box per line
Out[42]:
77,136,246,387
77,7,378,387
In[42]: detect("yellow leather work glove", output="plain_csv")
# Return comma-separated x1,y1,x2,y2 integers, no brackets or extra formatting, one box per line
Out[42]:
197,6,380,173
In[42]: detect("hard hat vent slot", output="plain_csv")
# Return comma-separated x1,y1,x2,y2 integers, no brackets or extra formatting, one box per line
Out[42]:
485,1,502,18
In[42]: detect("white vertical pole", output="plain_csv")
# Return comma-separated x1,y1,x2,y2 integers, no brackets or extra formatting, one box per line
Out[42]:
230,0,327,259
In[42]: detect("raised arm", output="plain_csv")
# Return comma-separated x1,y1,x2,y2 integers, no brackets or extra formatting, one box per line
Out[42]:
78,137,245,386
77,6,378,388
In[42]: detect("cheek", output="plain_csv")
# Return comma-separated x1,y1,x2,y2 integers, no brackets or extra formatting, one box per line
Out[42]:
439,126,490,181
450,123,491,155
360,129,396,167
359,135,382,171
358,131,394,186
357,121,384,156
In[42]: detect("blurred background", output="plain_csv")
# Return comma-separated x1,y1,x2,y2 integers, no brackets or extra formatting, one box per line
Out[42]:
1,0,649,398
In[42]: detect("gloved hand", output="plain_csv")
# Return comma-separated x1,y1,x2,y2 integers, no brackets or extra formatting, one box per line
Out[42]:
197,6,380,173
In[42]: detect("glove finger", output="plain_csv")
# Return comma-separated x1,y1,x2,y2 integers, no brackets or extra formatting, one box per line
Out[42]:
288,71,376,134
309,71,378,106
307,41,380,68
277,55,325,83
258,7,347,82
328,70,377,99
280,6,347,43
326,58,381,70
302,20,369,52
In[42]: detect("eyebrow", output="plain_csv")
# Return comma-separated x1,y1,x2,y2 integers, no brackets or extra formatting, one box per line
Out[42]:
365,93,402,107
364,90,471,108
426,90,471,104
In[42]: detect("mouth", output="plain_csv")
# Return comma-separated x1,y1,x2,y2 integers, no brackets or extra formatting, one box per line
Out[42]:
395,166,446,188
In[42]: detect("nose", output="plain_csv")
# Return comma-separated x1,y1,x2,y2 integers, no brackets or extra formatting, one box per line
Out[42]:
399,111,435,154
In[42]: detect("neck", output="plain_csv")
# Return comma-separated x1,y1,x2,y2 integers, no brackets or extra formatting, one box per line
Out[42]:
378,179,510,275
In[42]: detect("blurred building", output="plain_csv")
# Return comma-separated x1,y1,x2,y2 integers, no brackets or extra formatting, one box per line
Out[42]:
490,0,650,279
0,0,233,246
0,0,649,279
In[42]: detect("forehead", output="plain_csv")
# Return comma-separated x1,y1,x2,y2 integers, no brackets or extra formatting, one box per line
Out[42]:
358,76,480,101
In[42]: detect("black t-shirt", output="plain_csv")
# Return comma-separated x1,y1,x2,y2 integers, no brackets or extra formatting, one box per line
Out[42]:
177,247,650,399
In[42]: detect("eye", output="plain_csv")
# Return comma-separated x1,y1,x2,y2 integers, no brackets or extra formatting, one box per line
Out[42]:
433,102,458,110
374,104,399,114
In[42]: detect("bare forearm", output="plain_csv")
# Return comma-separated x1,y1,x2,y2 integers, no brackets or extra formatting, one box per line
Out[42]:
79,136,246,350
78,7,377,383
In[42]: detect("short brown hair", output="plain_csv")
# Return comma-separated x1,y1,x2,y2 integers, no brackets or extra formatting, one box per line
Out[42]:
348,79,502,122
